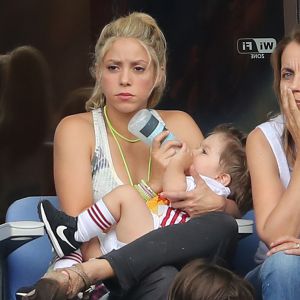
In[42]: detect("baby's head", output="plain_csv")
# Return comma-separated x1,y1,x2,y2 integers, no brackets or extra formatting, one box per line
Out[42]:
193,124,251,214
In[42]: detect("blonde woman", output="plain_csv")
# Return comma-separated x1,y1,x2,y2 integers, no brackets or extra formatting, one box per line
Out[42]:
17,12,238,300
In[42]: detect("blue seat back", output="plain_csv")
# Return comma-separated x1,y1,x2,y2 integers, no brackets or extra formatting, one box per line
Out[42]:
5,196,59,300
231,210,260,276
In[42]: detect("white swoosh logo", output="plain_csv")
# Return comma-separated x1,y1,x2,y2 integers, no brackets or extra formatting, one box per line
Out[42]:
56,225,77,249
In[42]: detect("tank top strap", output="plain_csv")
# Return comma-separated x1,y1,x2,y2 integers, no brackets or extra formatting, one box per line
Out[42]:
92,108,102,154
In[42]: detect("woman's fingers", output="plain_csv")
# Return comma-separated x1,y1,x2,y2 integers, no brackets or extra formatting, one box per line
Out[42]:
280,86,300,147
281,87,300,125
267,241,300,256
152,131,181,148
268,236,300,256
152,132,181,158
152,131,170,149
281,86,292,123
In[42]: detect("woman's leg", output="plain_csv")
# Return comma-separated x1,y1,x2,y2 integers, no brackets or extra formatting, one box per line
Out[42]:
246,251,300,300
108,266,178,300
245,264,262,300
102,212,238,295
17,212,237,299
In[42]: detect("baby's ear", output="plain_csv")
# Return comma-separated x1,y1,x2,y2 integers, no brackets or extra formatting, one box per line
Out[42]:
216,173,231,187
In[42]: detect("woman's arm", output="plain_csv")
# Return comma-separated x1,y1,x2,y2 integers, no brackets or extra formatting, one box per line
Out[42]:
246,128,300,246
54,113,101,259
247,88,300,246
54,114,94,215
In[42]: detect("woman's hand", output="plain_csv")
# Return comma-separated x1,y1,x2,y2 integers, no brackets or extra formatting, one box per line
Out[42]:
149,131,182,192
267,236,300,256
281,86,300,149
160,166,226,217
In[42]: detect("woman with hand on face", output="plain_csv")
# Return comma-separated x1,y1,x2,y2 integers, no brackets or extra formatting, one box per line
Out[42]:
246,28,300,300
17,12,239,300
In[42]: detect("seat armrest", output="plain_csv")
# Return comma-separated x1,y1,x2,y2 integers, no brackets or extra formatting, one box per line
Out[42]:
236,219,253,235
0,221,44,257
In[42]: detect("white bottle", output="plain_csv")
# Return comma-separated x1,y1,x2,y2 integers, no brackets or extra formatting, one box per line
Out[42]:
128,109,176,145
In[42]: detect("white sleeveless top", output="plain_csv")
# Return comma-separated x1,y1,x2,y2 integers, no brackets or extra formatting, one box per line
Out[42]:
91,108,169,253
91,108,167,201
255,114,291,264
91,108,123,201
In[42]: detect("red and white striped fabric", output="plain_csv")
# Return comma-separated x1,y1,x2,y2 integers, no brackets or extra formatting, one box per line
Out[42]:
159,206,190,227
87,202,113,231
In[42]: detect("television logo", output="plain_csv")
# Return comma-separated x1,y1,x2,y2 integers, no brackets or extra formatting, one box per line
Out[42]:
237,38,276,59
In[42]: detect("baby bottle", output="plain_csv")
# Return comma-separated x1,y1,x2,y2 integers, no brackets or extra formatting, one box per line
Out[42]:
128,109,176,145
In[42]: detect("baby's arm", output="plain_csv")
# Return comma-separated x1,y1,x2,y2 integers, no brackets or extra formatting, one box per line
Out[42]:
162,143,193,192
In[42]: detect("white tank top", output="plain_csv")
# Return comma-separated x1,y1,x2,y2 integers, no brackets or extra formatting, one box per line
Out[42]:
91,108,167,201
91,108,123,201
91,108,169,252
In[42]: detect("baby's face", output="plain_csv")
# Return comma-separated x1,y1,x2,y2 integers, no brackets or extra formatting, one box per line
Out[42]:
192,133,226,179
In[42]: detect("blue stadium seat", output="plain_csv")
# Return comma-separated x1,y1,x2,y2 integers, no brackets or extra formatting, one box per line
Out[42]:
4,196,59,300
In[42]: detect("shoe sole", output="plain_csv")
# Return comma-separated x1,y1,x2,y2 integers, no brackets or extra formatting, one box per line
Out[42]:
38,202,65,258
17,278,67,300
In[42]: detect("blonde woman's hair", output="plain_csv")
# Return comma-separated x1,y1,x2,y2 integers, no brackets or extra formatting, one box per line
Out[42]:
85,12,167,111
271,27,300,167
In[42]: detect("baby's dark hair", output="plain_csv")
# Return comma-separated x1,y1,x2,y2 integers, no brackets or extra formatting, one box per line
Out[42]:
168,259,255,300
211,124,252,214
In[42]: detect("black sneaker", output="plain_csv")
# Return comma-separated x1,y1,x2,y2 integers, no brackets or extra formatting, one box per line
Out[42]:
38,199,82,258
16,285,37,299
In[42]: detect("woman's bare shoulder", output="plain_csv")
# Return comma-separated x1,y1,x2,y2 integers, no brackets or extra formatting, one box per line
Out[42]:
55,112,94,140
56,112,92,130
247,126,267,148
157,109,193,121
157,109,203,145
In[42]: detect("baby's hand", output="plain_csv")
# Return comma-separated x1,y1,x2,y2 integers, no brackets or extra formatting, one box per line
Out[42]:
170,142,193,171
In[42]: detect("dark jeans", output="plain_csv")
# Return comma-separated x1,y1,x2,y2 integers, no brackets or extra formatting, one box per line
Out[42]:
102,212,238,298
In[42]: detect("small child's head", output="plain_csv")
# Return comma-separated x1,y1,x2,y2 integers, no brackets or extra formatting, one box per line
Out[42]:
192,123,251,214
168,259,255,300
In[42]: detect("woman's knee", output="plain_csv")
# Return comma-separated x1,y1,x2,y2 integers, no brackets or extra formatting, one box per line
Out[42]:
260,251,300,279
198,212,238,240
193,212,237,232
